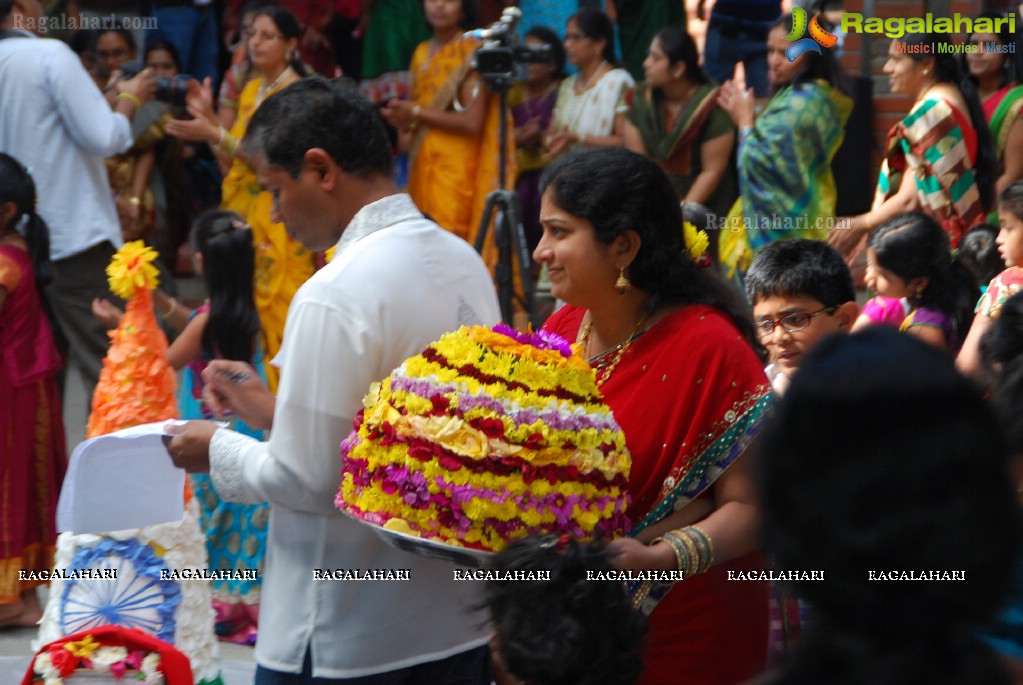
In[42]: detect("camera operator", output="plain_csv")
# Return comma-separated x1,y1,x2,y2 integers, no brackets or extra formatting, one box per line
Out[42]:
0,0,155,404
380,0,511,258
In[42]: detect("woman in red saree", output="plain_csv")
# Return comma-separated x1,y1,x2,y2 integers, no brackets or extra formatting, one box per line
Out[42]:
538,148,773,685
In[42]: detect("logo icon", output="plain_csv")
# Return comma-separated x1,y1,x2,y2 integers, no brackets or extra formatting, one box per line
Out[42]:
786,7,838,61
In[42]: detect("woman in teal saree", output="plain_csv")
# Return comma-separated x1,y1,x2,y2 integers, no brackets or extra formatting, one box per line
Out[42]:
718,13,851,279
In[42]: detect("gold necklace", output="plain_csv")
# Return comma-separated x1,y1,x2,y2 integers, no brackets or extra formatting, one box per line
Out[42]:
578,310,649,388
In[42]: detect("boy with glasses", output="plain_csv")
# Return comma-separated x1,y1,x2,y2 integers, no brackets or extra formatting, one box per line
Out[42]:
745,239,858,395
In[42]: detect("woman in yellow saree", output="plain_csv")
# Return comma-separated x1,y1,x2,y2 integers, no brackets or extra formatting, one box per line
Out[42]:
168,6,314,391
382,0,513,266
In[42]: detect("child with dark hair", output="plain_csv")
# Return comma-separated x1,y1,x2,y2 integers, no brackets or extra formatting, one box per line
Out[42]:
485,536,647,685
959,181,1023,379
854,212,978,353
745,239,858,394
169,209,267,644
758,327,1019,685
94,208,269,642
0,153,67,628
958,223,1006,292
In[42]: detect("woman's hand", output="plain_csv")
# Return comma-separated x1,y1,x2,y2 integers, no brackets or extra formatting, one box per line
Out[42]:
607,537,676,572
828,217,869,257
542,129,571,160
186,77,217,124
165,78,220,144
717,79,756,129
516,117,543,148
381,99,415,131
116,68,157,104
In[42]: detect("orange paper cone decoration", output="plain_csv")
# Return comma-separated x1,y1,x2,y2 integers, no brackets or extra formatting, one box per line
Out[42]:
87,242,179,438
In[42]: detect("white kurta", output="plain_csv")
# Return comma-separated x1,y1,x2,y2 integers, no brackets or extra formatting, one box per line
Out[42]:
209,194,501,678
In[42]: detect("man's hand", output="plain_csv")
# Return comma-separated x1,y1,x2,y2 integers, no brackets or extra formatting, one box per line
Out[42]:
164,420,220,472
201,360,275,430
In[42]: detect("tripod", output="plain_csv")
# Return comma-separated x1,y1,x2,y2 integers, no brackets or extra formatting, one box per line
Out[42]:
473,78,541,329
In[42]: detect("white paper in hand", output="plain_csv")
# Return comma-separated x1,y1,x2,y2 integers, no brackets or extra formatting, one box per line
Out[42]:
57,421,186,534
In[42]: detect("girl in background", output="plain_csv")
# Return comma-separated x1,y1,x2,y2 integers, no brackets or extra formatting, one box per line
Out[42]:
510,26,564,255
959,181,1023,379
0,154,67,628
854,212,978,354
167,210,267,645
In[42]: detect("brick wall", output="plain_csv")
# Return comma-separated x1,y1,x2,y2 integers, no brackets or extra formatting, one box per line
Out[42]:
835,0,985,172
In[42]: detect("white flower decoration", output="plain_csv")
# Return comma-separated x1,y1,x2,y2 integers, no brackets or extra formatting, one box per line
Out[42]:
34,653,60,680
90,646,129,673
141,653,162,676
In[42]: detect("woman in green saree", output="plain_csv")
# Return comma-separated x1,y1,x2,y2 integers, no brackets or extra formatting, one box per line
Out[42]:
967,13,1023,200
717,14,851,279
624,26,737,221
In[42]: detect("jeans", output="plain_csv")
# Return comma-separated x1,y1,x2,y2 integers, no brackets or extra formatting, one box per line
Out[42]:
148,4,219,87
703,21,771,97
254,645,492,685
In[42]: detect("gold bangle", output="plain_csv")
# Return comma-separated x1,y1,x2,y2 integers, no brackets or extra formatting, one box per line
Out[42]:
218,127,238,156
411,103,421,123
116,92,142,109
126,196,141,207
651,535,687,575
161,296,177,319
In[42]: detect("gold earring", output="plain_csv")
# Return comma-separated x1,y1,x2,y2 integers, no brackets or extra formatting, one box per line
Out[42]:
615,267,630,294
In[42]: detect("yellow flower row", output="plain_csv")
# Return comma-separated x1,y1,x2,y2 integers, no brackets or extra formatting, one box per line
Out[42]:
401,355,603,412
349,439,626,501
380,390,627,463
355,403,629,479
340,470,624,552
429,332,599,399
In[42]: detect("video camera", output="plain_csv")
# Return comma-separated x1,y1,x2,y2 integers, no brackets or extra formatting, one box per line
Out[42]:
467,7,551,86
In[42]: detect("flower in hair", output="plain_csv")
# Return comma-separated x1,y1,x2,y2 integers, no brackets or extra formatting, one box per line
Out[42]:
683,221,711,267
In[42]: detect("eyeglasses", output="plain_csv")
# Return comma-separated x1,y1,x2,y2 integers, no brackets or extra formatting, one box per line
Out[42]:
564,32,590,42
249,30,284,42
754,305,839,339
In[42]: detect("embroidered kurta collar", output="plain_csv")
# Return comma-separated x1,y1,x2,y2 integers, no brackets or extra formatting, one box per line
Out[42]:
336,193,422,254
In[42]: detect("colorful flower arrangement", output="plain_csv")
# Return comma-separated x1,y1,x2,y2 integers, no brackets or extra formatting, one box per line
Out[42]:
336,325,632,552
31,634,163,684
87,241,178,438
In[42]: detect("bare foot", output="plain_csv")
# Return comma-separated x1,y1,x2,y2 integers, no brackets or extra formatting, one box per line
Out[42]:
0,600,24,626
0,590,42,629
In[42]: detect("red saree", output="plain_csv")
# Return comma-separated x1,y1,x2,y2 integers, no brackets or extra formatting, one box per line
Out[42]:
545,304,773,685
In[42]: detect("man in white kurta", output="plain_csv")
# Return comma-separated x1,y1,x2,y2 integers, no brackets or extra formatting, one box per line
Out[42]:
167,77,500,683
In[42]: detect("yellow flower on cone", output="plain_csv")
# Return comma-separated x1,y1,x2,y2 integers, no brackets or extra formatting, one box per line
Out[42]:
106,240,160,299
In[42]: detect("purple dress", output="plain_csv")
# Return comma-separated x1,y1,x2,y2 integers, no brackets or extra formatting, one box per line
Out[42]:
512,84,558,252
